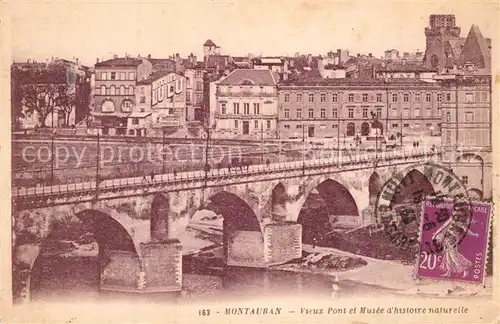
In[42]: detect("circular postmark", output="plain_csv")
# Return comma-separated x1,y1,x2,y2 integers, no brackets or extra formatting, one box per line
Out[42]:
374,161,472,256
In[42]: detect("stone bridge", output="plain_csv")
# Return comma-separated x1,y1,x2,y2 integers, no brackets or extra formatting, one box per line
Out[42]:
13,149,460,300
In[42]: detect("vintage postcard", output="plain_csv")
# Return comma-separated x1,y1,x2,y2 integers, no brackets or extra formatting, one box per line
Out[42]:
2,1,499,323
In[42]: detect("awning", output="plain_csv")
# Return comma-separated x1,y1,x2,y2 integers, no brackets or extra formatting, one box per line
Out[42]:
128,112,152,118
90,112,131,118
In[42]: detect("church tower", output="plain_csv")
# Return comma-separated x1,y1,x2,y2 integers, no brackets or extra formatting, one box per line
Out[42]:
424,15,461,71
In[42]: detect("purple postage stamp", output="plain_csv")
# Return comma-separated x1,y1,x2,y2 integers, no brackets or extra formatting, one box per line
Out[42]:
417,198,492,284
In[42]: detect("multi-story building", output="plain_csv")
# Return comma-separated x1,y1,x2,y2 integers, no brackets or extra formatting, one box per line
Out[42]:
136,71,187,134
437,73,492,200
277,78,443,140
213,69,278,139
184,67,205,123
92,56,152,135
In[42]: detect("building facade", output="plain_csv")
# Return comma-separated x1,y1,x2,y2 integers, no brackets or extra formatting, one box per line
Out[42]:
92,56,152,135
213,69,278,139
136,71,187,132
438,73,492,200
277,79,443,140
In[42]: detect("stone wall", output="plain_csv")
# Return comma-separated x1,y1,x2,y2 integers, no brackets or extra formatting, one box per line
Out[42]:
140,241,182,292
264,223,302,265
226,231,265,266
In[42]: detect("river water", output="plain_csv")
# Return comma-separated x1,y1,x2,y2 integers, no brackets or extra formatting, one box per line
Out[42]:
30,255,399,304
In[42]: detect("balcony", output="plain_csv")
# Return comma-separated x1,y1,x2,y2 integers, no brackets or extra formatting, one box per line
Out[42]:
216,91,276,98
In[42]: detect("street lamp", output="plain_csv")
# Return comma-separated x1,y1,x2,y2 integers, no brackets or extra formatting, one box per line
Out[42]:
204,126,210,185
95,131,100,197
50,129,56,185
302,122,306,174
162,127,166,174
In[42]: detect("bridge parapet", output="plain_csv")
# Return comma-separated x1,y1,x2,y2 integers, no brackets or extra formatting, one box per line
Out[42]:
12,149,440,210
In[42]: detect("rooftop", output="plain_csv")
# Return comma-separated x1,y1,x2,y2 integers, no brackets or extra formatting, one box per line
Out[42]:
204,39,217,47
218,69,277,86
280,78,440,88
95,57,143,68
137,71,182,85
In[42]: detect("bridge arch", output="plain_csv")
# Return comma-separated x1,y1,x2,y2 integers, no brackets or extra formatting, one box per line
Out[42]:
296,178,359,244
389,169,435,207
29,208,139,302
368,172,382,205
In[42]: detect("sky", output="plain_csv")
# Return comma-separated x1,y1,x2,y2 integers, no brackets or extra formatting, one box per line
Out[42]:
8,1,499,67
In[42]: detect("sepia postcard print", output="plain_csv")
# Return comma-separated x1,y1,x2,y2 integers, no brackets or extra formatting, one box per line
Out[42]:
2,1,499,323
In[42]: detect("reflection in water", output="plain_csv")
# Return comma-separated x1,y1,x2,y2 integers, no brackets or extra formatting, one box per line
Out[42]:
30,255,397,303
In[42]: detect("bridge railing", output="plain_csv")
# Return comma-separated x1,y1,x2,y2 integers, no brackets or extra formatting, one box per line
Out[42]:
12,148,440,199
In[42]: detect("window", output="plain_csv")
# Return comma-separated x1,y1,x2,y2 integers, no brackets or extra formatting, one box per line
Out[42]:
243,103,250,114
414,108,420,117
376,108,382,118
296,109,302,119
392,93,398,102
426,123,432,128
332,93,338,102
196,81,203,91
348,94,354,102
320,109,326,119
308,109,314,118
437,93,442,102
376,94,382,102
168,108,174,115
140,96,146,103
284,94,290,102
120,72,126,80
297,94,302,102
362,93,368,102
129,72,135,80
128,85,134,95
132,118,139,125
461,176,468,185
414,123,420,129
120,85,125,95
253,103,260,114
296,125,302,129
403,93,409,102
254,120,259,129
404,123,410,127
475,92,481,102
100,85,106,95
446,130,451,144
446,112,451,122
110,85,116,95
403,109,409,117
446,93,451,101
348,108,354,118
392,123,398,128
332,124,338,129
309,93,314,102
267,120,271,129
122,100,132,112
465,112,474,122
100,72,107,80
284,125,290,129
284,109,290,119
320,93,326,102
465,93,474,102
362,108,368,118
221,103,226,114
415,93,420,102
482,91,488,102
233,103,240,114
110,72,116,80
234,120,239,128
426,93,432,102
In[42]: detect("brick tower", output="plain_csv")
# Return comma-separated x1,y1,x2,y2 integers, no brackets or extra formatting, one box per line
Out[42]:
424,15,461,71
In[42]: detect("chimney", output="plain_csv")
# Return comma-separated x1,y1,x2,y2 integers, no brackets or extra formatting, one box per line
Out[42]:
369,53,372,58
96,58,99,64
113,54,118,59
357,54,360,57
176,53,180,58
148,54,151,59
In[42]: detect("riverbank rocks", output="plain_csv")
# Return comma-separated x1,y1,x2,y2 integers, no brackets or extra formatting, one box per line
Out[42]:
300,252,367,271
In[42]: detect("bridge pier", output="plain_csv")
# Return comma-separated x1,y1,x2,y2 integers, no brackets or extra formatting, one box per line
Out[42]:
100,241,182,293
225,223,302,267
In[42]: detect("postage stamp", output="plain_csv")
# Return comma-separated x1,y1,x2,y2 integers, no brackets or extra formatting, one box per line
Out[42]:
416,198,492,284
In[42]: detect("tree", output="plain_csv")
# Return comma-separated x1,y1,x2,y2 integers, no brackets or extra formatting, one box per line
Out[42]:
22,83,60,128
56,84,76,127
10,68,26,130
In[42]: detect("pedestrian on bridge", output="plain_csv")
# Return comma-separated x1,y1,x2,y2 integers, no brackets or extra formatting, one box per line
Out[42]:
150,170,155,182
173,170,177,178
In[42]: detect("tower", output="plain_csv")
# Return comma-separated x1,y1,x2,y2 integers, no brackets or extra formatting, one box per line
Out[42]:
203,39,217,58
424,15,461,71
